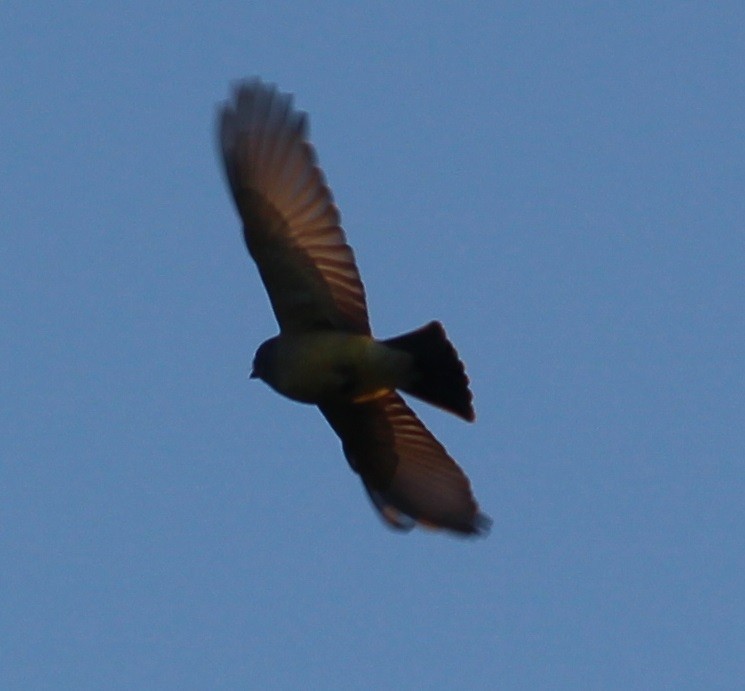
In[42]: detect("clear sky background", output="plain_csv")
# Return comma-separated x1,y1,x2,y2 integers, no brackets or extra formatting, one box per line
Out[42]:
3,3,744,689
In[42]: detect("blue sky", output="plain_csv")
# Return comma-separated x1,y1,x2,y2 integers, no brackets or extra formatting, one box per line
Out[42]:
3,3,744,688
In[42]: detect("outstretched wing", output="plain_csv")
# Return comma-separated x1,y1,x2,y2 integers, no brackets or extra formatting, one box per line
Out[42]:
218,79,370,334
320,393,490,536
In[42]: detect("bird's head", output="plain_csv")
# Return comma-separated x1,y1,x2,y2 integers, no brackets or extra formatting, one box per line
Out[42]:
250,337,279,382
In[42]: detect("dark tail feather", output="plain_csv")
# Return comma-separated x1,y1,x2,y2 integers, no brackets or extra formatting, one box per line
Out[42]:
384,321,475,421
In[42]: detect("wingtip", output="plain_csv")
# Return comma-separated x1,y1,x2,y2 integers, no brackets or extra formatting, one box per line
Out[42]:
216,77,311,200
365,478,491,538
472,511,493,537
219,77,305,140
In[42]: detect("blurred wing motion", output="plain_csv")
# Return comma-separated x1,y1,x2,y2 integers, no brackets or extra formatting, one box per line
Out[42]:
320,393,490,535
218,80,370,334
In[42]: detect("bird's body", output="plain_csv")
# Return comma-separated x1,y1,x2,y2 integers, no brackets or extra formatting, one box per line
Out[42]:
218,78,490,536
252,331,410,405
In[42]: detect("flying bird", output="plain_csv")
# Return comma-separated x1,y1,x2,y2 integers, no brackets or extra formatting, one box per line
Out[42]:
217,79,490,536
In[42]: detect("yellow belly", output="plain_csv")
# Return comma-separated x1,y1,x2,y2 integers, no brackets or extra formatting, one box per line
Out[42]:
269,332,410,404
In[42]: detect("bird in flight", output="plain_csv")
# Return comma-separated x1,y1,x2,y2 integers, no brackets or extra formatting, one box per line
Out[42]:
217,79,490,536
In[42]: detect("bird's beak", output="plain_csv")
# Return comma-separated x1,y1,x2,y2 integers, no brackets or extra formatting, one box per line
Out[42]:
249,368,258,379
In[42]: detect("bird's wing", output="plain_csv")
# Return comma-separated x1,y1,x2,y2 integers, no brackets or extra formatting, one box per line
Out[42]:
320,393,490,535
218,80,370,334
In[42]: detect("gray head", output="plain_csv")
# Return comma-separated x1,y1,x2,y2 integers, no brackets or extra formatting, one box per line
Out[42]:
250,337,279,382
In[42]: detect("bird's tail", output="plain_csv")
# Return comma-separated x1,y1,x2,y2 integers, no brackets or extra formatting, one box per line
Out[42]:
384,321,474,421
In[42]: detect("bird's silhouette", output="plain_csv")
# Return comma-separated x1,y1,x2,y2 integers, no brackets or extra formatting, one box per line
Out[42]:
217,79,489,535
